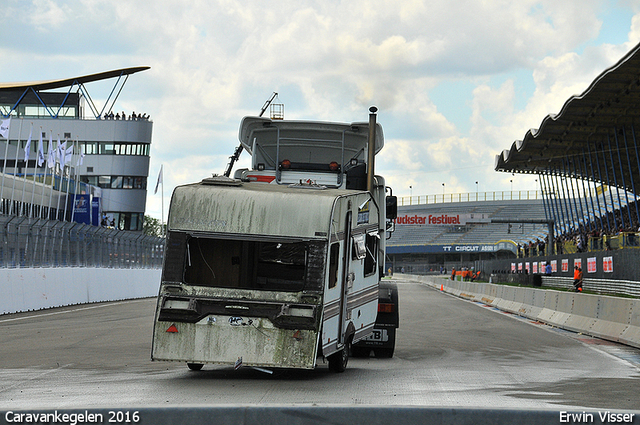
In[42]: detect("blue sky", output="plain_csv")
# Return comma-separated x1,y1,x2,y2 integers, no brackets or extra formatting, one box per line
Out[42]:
1,0,640,220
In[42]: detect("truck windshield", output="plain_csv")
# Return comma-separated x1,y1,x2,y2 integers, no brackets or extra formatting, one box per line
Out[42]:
181,235,318,292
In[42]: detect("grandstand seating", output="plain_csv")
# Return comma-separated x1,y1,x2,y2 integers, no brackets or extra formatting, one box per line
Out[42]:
388,199,548,249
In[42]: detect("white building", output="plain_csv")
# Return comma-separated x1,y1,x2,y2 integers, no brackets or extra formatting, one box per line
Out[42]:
0,67,152,231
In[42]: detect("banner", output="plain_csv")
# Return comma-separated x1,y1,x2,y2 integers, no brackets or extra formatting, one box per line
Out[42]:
394,212,490,225
587,257,597,273
72,194,91,225
603,256,613,273
551,260,558,273
561,259,569,272
91,197,101,226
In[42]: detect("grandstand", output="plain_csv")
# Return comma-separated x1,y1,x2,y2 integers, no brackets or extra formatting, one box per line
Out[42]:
386,197,547,273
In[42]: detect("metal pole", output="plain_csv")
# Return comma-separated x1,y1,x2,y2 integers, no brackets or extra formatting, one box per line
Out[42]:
0,118,12,213
630,124,640,225
590,141,609,231
366,106,377,194
29,128,43,218
545,173,560,235
19,123,33,216
577,150,593,231
567,158,584,231
9,119,24,216
604,135,621,229
561,159,577,231
608,133,625,229
593,141,612,231
616,127,633,227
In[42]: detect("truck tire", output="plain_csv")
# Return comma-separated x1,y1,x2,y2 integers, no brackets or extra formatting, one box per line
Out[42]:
328,341,351,372
187,363,204,371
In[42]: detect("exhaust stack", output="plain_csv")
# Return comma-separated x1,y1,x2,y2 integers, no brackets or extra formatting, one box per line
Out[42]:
367,106,378,193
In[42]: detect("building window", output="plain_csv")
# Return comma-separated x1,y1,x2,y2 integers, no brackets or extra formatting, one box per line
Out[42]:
98,175,110,188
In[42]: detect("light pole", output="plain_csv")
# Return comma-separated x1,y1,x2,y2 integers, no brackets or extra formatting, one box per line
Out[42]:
475,181,478,200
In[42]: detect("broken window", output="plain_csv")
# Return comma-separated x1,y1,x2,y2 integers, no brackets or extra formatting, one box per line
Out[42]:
181,235,323,292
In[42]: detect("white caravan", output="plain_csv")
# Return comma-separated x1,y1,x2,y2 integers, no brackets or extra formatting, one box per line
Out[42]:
151,109,396,372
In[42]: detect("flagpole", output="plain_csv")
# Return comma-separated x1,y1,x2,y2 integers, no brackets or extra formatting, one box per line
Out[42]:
10,119,24,216
71,139,79,223
46,133,57,220
29,127,43,218
39,131,51,219
19,123,33,216
62,140,74,222
54,138,65,220
0,118,12,213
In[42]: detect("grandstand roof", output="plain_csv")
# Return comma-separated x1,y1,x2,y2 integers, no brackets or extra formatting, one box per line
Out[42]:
495,42,640,193
0,67,150,92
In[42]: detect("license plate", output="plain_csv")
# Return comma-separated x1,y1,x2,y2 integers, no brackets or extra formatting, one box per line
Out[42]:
364,328,388,342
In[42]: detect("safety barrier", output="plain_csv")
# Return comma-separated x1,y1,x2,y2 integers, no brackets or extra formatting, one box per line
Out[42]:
0,267,161,315
408,274,640,349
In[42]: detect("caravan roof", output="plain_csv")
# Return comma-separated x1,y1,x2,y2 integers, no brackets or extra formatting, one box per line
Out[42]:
238,117,384,171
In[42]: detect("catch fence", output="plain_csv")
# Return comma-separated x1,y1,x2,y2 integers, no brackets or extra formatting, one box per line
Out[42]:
0,215,164,269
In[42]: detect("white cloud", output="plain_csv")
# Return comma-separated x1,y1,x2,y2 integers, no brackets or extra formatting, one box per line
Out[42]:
1,0,638,218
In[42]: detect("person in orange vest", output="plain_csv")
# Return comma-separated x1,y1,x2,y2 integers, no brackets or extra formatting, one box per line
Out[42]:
450,267,456,280
573,266,583,292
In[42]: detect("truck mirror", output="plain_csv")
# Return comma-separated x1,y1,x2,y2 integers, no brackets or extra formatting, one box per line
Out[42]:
386,196,397,220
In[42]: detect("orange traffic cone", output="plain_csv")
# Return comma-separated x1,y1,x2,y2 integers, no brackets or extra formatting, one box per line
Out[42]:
440,284,444,291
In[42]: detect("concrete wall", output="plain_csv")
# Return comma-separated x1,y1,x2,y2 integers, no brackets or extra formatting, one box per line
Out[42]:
407,274,640,349
0,267,161,315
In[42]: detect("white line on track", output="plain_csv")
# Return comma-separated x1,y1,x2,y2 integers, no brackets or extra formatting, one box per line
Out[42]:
0,298,150,323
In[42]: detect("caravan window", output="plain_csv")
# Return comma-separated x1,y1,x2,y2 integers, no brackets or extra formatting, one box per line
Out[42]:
364,232,378,277
181,235,325,292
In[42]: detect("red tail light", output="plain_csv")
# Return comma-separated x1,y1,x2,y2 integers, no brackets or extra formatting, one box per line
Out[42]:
329,161,339,171
280,159,291,169
378,303,394,313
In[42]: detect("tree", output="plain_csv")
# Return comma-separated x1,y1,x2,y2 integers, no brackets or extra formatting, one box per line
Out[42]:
143,215,164,237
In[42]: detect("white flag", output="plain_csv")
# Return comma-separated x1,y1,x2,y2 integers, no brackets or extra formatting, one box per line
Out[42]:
57,139,66,167
77,145,85,166
154,164,163,195
23,125,33,162
0,118,10,139
64,145,73,166
47,134,55,169
37,131,45,167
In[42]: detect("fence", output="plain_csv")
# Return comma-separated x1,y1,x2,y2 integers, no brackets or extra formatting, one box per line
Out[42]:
399,190,542,206
0,214,164,269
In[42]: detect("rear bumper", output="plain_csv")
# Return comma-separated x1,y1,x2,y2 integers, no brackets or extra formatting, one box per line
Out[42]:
152,315,318,369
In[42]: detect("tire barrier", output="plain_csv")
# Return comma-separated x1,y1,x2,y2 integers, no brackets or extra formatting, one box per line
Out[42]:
408,274,640,349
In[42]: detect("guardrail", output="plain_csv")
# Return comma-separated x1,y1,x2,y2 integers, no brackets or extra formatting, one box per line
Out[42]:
409,274,640,350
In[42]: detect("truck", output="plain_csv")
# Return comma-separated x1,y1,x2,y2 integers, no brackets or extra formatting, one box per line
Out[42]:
151,108,397,372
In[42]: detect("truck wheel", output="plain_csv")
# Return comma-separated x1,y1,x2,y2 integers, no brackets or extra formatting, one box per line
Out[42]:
187,363,204,371
328,341,351,372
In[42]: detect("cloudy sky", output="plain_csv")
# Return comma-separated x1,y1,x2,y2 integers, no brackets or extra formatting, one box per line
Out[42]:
2,0,640,220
